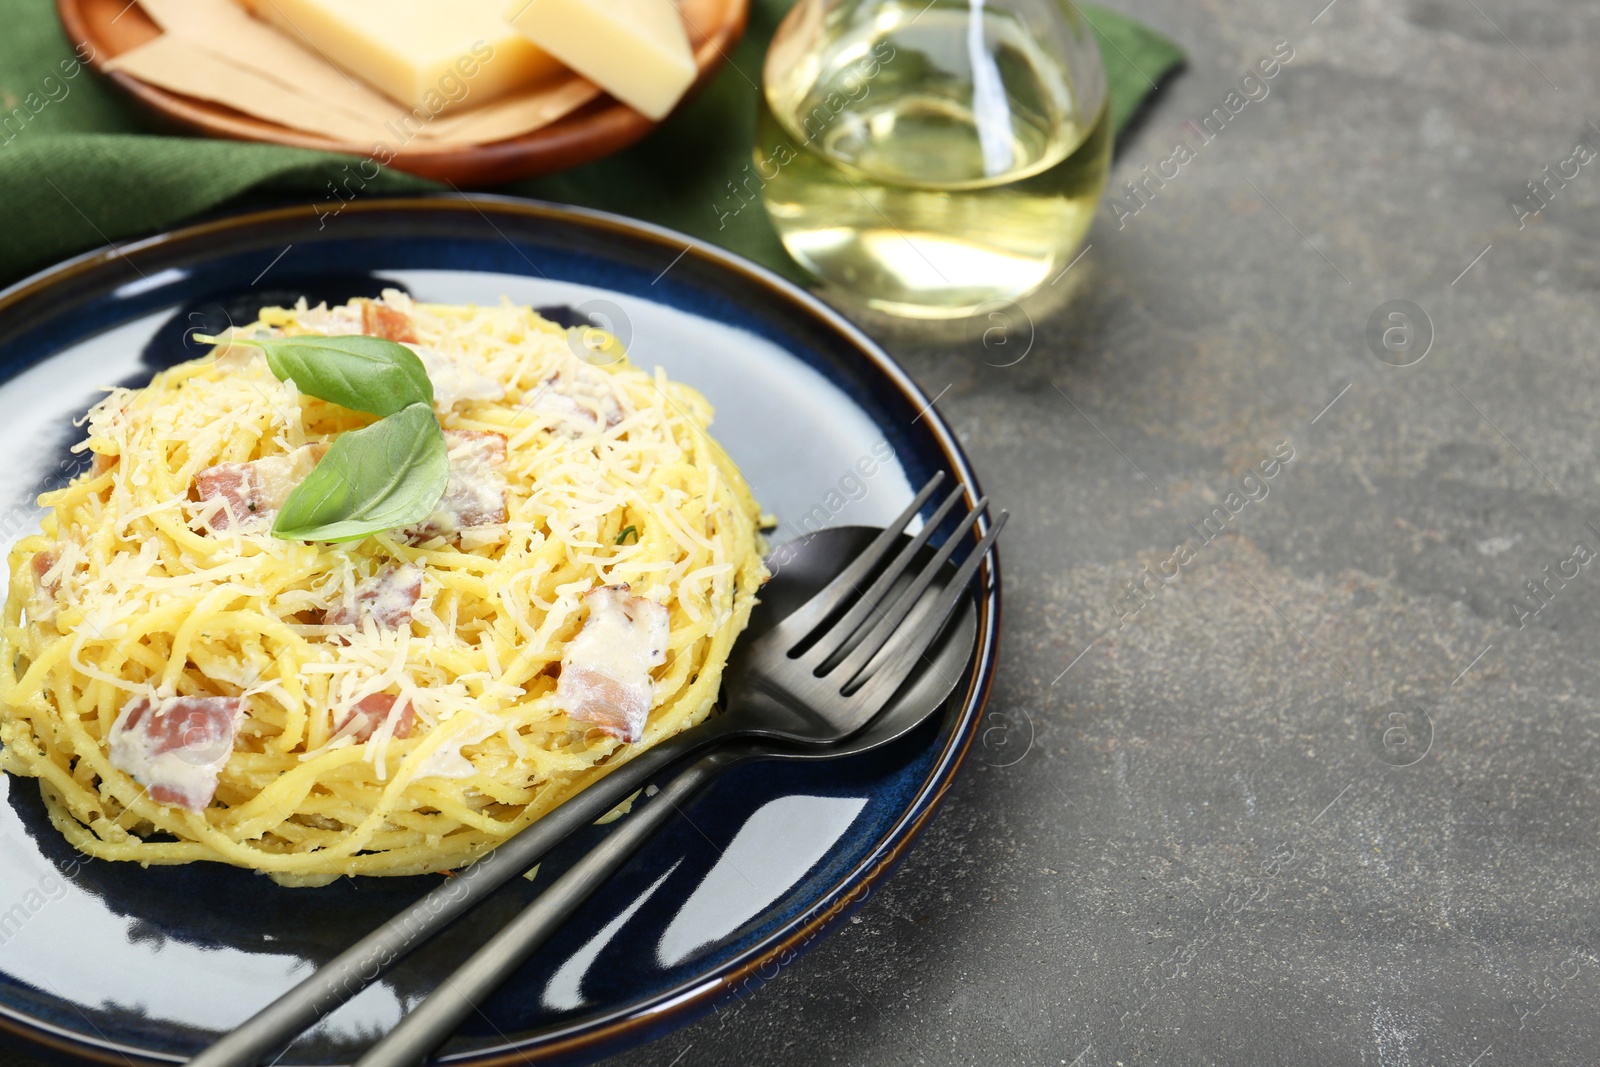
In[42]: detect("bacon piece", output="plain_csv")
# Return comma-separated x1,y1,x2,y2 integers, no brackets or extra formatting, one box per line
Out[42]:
556,585,669,743
28,550,63,619
531,361,624,434
196,444,326,532
195,465,254,531
109,694,245,811
337,693,415,743
362,301,418,343
325,564,424,629
30,551,56,583
404,430,508,543
438,431,508,527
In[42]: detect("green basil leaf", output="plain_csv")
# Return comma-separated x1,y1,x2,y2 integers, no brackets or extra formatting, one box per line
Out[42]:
271,403,448,543
229,334,433,416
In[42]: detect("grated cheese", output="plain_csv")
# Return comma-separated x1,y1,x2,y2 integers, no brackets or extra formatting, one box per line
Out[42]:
0,292,769,881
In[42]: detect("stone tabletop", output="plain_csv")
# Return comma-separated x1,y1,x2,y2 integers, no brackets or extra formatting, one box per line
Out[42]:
6,0,1599,1064
604,0,1600,1062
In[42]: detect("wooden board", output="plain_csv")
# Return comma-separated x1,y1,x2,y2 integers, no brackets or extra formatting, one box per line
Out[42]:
56,0,750,183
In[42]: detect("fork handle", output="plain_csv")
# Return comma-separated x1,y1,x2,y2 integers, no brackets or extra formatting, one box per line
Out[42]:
353,748,745,1067
189,721,733,1067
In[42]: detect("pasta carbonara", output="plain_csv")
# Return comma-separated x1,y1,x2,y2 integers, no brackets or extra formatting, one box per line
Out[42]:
0,292,767,884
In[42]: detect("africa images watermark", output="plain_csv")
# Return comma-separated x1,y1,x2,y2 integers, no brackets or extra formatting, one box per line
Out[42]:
1108,440,1297,629
711,40,898,231
1107,39,1296,230
707,878,874,1031
0,857,86,950
1507,128,1599,230
0,41,97,149
1119,801,1325,1033
1508,535,1596,629
764,439,899,578
0,446,97,545
314,41,497,228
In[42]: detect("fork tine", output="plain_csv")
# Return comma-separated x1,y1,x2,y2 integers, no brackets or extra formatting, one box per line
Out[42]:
847,510,1007,714
800,484,967,670
828,496,989,688
769,472,946,646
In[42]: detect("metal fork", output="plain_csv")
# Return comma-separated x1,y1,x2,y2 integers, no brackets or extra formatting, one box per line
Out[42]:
192,474,1003,1067
350,481,1003,1067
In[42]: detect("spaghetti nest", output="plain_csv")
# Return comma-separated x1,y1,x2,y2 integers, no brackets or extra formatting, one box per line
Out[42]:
0,293,767,883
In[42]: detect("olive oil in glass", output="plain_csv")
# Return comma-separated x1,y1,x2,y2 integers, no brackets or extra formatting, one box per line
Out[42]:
759,0,1111,318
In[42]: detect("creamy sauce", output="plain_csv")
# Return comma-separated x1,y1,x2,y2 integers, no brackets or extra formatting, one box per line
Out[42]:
406,343,505,409
531,358,625,434
108,695,245,811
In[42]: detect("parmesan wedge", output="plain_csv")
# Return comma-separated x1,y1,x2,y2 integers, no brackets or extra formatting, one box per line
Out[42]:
506,0,696,120
241,0,563,113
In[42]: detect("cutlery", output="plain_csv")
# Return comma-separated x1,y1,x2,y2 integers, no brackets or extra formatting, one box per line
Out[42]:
353,504,1004,1067
192,474,1001,1067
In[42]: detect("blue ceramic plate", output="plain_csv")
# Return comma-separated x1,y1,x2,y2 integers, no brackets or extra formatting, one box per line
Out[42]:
0,196,999,1066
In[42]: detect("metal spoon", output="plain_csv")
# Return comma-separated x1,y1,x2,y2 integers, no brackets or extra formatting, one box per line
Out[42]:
192,475,1001,1067
352,515,1000,1067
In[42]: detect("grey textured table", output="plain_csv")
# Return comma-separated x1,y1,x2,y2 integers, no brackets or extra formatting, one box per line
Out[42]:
7,0,1599,1064
608,0,1600,1062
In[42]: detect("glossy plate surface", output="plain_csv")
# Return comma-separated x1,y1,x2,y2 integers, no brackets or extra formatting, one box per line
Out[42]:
0,197,999,1066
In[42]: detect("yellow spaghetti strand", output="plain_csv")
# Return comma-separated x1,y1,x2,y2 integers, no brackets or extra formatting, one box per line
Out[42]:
0,294,766,886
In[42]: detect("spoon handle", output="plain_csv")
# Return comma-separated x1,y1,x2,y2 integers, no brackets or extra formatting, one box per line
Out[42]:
353,748,745,1067
189,723,727,1067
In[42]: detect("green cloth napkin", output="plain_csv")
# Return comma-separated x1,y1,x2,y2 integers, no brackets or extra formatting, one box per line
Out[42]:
0,0,1181,289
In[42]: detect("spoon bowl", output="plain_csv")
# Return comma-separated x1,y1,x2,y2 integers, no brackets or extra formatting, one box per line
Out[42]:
347,518,995,1067
734,524,981,760
192,503,998,1067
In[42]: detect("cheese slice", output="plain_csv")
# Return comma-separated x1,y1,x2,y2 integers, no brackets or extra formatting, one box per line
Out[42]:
506,0,696,121
240,0,564,114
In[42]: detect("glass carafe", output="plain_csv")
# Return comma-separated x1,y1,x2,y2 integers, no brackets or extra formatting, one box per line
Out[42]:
758,0,1111,318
